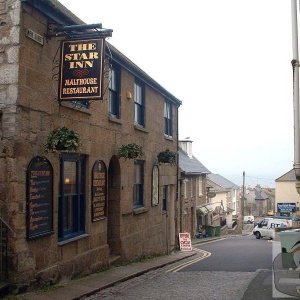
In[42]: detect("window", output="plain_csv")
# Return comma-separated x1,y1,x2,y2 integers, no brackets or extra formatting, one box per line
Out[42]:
72,100,90,109
183,180,187,199
134,80,145,126
58,154,86,241
162,186,168,212
109,65,120,118
190,178,194,197
198,177,203,196
164,101,172,137
152,165,159,206
133,160,144,208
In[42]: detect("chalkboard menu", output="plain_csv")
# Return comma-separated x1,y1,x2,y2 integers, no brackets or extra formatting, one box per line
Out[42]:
26,156,53,240
91,160,107,221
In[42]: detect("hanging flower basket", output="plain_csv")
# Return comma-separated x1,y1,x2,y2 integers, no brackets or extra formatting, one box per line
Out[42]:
157,149,177,165
117,143,144,160
44,127,80,153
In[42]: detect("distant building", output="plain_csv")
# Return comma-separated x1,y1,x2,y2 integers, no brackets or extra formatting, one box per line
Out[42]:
206,174,240,227
178,139,210,236
245,185,270,216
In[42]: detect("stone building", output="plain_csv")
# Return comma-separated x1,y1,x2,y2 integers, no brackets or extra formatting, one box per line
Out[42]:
0,0,181,286
244,185,270,217
178,139,210,236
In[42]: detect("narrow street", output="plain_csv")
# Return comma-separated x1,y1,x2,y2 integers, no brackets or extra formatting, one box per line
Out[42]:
85,235,277,300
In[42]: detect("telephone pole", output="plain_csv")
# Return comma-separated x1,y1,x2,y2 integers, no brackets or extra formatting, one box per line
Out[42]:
241,171,245,229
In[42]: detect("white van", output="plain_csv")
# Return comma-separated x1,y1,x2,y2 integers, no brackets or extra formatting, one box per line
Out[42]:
253,217,292,239
243,215,254,224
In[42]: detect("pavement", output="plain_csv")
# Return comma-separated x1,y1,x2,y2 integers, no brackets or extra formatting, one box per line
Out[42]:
13,232,251,300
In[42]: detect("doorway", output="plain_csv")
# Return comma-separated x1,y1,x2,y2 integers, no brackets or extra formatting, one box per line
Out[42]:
107,156,121,255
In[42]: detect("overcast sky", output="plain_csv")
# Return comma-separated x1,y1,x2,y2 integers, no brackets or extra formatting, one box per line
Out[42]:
59,0,294,187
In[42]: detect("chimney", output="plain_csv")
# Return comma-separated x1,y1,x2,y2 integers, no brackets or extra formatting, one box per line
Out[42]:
179,137,193,158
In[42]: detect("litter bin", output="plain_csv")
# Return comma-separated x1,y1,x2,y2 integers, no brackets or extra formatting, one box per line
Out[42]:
215,225,221,237
279,229,300,268
207,225,216,237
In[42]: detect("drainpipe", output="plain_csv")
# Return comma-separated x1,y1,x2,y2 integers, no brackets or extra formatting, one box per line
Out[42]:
291,0,300,193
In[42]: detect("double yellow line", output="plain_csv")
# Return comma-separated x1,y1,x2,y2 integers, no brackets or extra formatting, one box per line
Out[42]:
166,248,211,273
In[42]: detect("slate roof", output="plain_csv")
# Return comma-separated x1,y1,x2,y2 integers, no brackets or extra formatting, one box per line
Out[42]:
207,173,239,190
254,186,269,200
245,185,269,202
275,169,296,182
178,148,210,175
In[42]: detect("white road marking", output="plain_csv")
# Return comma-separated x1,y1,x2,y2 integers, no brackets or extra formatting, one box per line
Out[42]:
166,247,211,273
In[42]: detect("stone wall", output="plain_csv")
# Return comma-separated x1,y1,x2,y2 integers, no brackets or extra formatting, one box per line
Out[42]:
0,0,20,233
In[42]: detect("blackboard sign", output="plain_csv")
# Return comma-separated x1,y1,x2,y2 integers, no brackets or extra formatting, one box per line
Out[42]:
26,156,53,240
91,160,107,221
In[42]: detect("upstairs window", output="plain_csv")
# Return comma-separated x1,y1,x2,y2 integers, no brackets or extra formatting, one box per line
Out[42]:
133,160,144,208
109,65,120,118
134,80,145,127
164,101,172,137
72,100,90,109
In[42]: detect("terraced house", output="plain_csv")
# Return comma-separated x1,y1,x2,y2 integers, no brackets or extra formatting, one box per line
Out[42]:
0,0,181,287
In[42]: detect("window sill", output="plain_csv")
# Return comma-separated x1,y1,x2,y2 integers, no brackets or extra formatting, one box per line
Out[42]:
108,115,122,124
58,233,89,246
133,207,149,215
134,124,149,134
164,135,173,141
60,102,91,115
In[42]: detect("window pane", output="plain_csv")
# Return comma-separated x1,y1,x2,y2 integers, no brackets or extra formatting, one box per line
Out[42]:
109,66,120,118
109,69,116,90
162,186,167,211
64,161,76,194
134,161,144,207
63,195,74,232
164,101,172,136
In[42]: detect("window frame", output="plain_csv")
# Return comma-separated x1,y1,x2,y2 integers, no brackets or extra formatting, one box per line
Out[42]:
134,80,145,127
58,153,86,242
109,64,120,118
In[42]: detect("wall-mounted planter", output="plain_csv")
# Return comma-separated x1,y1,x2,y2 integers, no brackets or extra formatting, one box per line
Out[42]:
44,127,80,153
117,143,144,160
157,149,177,165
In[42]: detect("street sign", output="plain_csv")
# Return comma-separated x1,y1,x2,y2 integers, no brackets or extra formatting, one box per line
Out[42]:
179,232,192,251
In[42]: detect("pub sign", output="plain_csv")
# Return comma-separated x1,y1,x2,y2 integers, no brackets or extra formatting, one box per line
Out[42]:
59,38,104,101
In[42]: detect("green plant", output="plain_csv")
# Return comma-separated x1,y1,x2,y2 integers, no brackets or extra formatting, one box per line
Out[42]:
44,127,80,153
157,149,177,165
117,143,144,160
